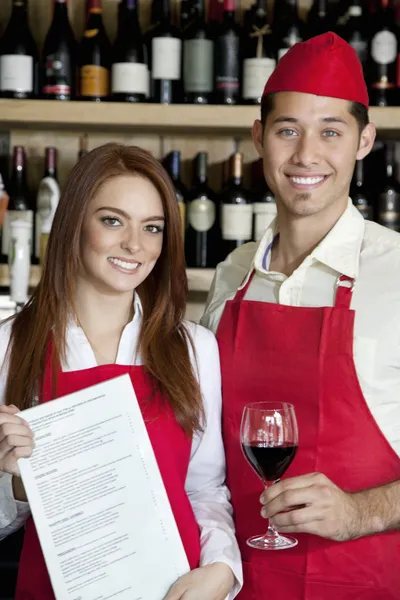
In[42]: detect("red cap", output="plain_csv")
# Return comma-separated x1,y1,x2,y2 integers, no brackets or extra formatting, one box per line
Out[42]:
263,32,369,107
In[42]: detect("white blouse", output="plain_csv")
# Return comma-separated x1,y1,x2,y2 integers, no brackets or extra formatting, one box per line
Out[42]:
0,293,243,597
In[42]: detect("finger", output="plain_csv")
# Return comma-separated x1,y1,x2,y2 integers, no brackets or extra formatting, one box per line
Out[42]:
270,505,324,529
163,581,188,600
260,473,327,504
0,413,29,432
0,405,20,415
0,423,34,446
262,484,324,519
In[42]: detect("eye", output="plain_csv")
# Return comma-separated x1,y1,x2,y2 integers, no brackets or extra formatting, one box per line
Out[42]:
322,130,339,137
144,224,164,234
101,216,122,227
278,128,298,137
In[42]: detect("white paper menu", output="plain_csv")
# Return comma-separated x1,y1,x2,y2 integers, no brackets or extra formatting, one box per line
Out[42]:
17,373,190,600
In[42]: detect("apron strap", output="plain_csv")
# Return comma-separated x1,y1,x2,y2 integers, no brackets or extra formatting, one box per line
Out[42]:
334,275,355,310
234,270,255,302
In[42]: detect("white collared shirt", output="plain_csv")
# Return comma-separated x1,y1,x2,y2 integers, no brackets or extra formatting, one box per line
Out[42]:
0,295,242,597
201,200,400,457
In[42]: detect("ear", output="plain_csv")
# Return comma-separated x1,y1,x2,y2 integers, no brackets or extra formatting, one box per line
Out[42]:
356,122,376,161
252,120,264,158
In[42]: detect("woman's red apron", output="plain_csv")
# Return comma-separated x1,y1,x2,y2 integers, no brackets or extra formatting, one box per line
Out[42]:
216,271,400,600
15,361,201,599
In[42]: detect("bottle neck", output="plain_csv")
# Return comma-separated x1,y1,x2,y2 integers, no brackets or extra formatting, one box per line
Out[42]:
354,160,364,185
223,0,236,20
44,148,57,179
283,0,299,17
10,1,29,27
160,0,171,23
315,0,327,14
11,148,27,193
52,1,69,23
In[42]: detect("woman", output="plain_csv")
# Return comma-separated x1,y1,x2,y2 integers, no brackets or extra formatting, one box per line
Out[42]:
0,143,242,600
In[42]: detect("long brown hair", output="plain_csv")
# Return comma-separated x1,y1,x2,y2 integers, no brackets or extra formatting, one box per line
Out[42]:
4,143,203,435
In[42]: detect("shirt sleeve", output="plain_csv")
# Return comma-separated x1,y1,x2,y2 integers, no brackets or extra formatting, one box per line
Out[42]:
185,323,243,598
0,318,31,540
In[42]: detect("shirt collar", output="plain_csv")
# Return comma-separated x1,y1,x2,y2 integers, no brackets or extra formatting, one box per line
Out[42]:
253,199,365,280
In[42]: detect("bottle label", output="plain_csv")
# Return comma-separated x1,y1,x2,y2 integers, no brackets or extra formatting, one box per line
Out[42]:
80,65,109,97
183,39,213,93
221,204,253,240
253,202,277,241
35,177,60,258
2,210,34,255
43,52,72,95
188,197,216,232
111,63,148,95
215,35,240,91
371,31,397,65
243,57,276,100
152,38,182,80
0,55,33,93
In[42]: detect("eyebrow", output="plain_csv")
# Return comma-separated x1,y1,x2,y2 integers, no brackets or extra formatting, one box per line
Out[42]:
96,206,165,222
272,116,349,125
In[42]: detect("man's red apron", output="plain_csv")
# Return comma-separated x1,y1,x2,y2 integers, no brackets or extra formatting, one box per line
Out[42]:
217,271,400,600
15,361,201,599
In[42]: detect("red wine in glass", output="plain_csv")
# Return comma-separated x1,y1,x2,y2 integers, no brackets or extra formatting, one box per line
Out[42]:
240,402,299,550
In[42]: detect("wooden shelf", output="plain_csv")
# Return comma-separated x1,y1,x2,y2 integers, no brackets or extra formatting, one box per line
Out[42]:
0,100,398,134
0,264,214,292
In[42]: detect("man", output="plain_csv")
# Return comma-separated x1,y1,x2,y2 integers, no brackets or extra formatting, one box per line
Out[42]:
201,32,400,599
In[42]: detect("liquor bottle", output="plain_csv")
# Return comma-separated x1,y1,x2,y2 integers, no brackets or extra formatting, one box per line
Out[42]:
150,0,182,103
242,0,275,105
341,0,369,75
220,152,253,254
111,0,148,102
183,0,213,104
42,0,77,100
79,0,112,101
274,0,304,62
2,147,35,264
306,0,331,39
251,158,276,241
377,142,400,230
36,148,60,265
162,151,187,237
350,159,373,220
368,0,399,107
213,0,241,105
185,152,219,267
0,0,39,99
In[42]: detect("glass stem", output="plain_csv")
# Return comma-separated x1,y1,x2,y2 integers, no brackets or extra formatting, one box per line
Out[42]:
265,480,279,539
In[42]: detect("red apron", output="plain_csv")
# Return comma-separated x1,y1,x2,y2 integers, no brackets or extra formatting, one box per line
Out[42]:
15,361,201,600
217,271,400,600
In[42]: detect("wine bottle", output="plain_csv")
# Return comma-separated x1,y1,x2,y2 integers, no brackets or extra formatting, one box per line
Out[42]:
42,0,77,100
183,0,214,104
2,147,35,264
275,0,304,62
377,142,400,230
350,159,373,220
220,152,253,254
368,0,399,107
162,151,187,237
111,0,148,102
79,0,112,101
242,0,275,105
213,0,241,105
35,148,60,265
306,0,331,39
150,0,182,103
0,0,39,99
251,158,276,241
207,0,224,39
185,152,219,268
342,0,369,75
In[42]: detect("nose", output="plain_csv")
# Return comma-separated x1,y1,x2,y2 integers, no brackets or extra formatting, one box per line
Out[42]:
292,134,321,168
121,224,141,254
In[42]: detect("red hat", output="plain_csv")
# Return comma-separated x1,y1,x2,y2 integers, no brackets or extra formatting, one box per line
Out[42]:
263,32,369,107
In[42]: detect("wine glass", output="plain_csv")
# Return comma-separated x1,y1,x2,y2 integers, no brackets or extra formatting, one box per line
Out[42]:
240,402,299,550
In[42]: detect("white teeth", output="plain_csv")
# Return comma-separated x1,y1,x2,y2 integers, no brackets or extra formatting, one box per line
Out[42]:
290,176,325,185
108,258,139,271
